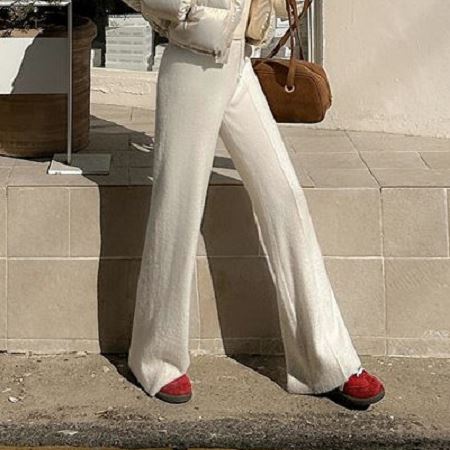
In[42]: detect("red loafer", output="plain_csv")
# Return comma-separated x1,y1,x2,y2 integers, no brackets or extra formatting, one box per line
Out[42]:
331,367,385,407
155,373,192,404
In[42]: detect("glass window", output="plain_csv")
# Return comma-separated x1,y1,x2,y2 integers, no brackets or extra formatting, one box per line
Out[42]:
86,0,317,72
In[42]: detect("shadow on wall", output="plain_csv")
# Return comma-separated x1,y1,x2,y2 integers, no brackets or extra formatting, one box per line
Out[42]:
11,110,288,391
8,33,68,95
86,115,288,391
5,33,288,389
5,18,290,385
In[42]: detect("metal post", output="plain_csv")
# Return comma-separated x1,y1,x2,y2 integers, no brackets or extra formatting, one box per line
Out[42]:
307,0,315,62
67,0,73,165
48,0,111,175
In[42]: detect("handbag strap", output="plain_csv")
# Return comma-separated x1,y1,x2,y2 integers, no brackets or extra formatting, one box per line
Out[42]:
271,0,312,61
283,0,298,89
253,0,313,92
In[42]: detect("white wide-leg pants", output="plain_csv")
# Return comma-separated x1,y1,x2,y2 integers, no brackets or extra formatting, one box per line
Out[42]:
127,38,362,397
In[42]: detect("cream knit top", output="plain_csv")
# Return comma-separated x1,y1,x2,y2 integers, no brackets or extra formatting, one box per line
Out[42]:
232,0,252,39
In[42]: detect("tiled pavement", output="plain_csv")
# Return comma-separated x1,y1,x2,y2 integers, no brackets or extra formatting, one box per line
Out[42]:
1,104,450,188
0,104,450,358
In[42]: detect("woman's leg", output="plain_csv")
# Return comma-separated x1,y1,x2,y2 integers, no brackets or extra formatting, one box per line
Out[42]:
219,43,362,394
128,40,246,396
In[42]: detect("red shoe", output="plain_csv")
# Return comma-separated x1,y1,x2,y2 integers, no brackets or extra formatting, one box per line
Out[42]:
331,367,385,407
155,374,192,404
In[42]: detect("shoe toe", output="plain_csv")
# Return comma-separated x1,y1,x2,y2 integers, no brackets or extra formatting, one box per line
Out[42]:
159,374,192,396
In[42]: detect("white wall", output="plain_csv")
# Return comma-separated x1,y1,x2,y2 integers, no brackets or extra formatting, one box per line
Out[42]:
318,0,450,138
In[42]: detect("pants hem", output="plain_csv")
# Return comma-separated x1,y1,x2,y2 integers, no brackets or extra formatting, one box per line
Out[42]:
286,359,362,395
128,352,185,397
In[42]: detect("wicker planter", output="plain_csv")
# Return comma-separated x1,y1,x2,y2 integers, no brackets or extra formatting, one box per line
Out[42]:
0,16,97,158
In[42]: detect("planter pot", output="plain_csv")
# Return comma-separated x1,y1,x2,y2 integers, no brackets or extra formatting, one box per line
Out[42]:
0,17,97,157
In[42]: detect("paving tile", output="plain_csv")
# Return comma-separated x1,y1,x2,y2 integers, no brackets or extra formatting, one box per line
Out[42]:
196,256,279,339
372,168,450,187
0,188,6,257
291,152,365,170
0,156,16,167
222,337,262,354
0,259,6,351
360,151,426,169
189,338,201,353
306,168,378,187
69,187,101,257
84,133,130,152
130,107,155,123
447,189,450,256
385,258,450,339
286,134,356,153
70,186,150,258
387,337,450,358
291,165,315,187
304,188,382,256
349,131,450,152
89,125,146,135
0,168,11,186
196,337,263,355
197,338,226,355
90,104,133,122
216,137,228,152
96,259,135,352
90,117,119,130
213,154,236,171
109,151,130,168
129,167,154,186
8,187,70,257
325,257,385,338
8,164,86,187
7,338,100,354
7,163,129,187
280,126,348,139
352,337,386,356
382,188,448,257
11,157,51,167
75,167,131,187
111,122,155,135
198,186,260,256
7,257,135,353
209,168,243,185
129,133,154,148
214,145,232,159
7,259,101,340
129,146,153,168
420,152,450,169
260,337,284,355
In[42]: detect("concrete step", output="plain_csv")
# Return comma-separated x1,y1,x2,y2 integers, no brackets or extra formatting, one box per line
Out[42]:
0,104,449,357
0,353,448,449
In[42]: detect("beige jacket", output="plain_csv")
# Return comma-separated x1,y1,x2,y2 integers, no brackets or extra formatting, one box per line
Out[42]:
121,0,302,63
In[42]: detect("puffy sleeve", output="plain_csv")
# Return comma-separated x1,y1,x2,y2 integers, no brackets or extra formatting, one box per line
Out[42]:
121,0,194,21
121,0,142,13
273,0,305,20
140,0,194,22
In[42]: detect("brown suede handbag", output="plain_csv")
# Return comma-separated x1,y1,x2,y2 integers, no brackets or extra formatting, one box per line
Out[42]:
251,0,332,123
